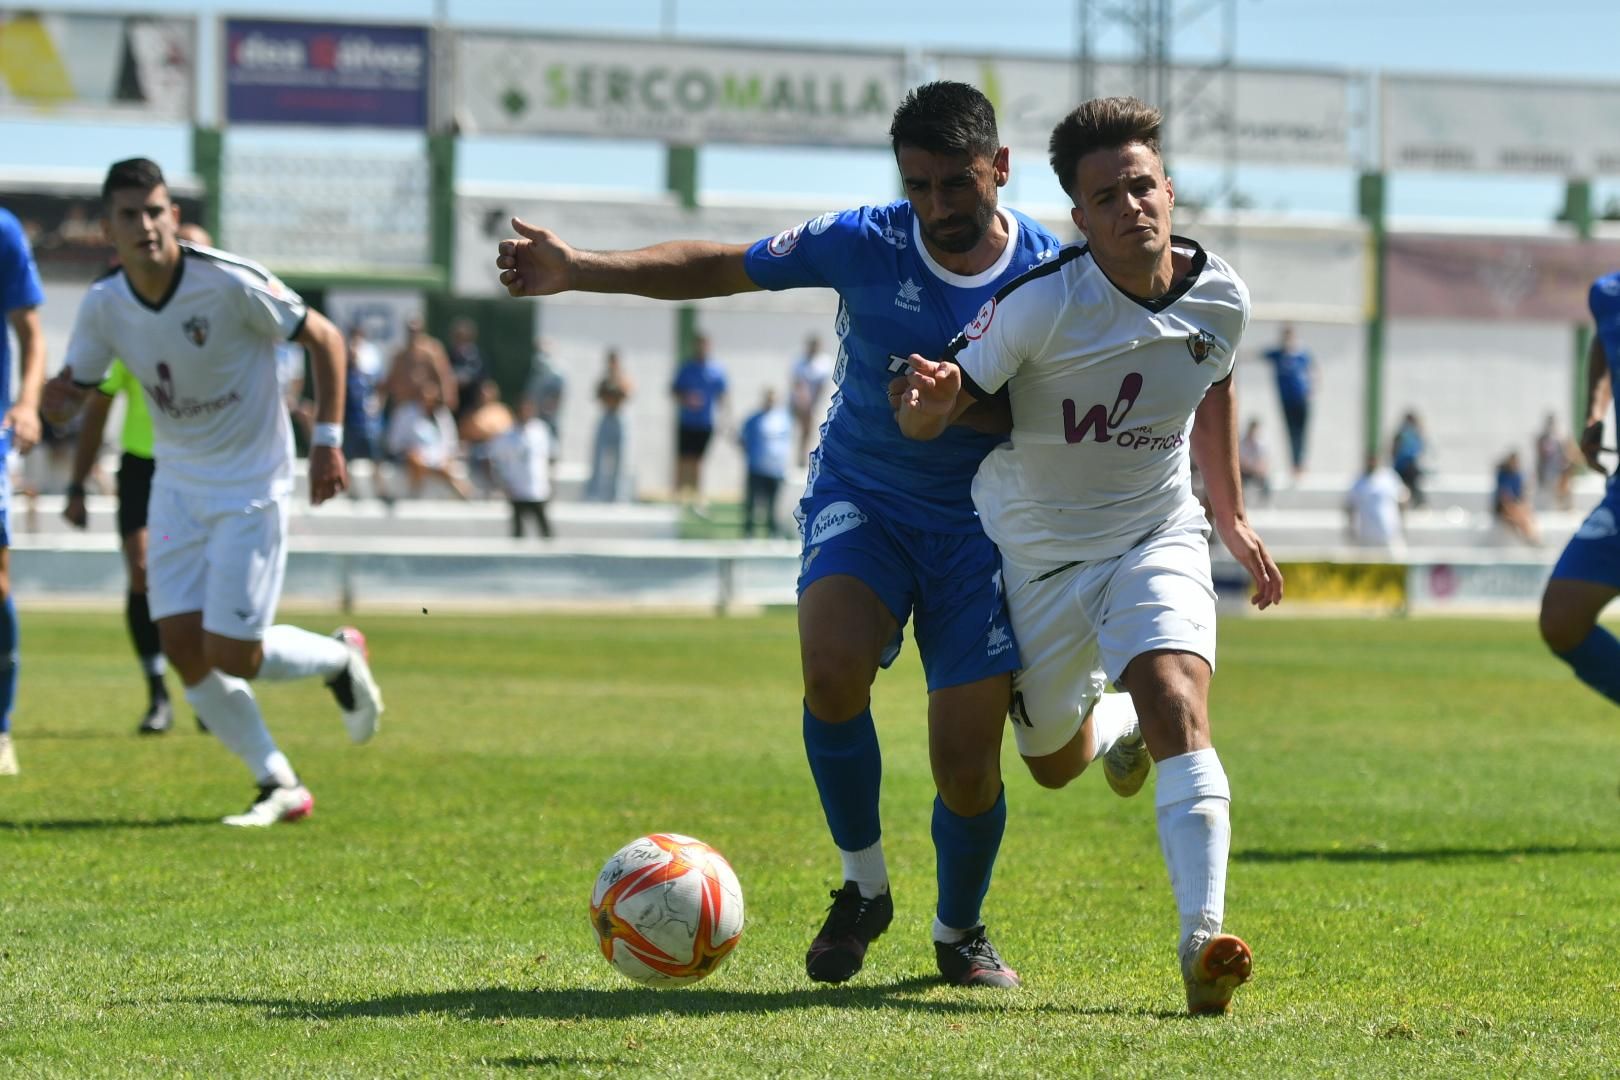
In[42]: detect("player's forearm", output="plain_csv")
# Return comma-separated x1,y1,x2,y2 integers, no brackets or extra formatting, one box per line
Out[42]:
1586,336,1612,427
1192,380,1248,525
573,242,757,300
300,311,347,425
11,310,44,408
68,393,113,485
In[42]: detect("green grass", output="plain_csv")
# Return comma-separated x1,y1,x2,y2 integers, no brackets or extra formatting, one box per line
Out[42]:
4,611,1620,1077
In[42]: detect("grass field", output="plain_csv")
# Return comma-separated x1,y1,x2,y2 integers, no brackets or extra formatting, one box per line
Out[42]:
4,609,1620,1077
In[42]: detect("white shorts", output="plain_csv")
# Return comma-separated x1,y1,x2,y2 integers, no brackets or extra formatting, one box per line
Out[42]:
1004,524,1217,758
146,486,289,641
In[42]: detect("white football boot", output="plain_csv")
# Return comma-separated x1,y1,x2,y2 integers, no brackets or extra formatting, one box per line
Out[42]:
0,732,17,776
222,783,314,827
327,626,383,744
1102,722,1151,797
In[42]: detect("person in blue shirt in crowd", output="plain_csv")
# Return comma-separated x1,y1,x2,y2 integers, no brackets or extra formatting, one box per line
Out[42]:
670,332,728,509
1262,324,1313,481
0,208,46,776
739,387,792,538
1540,272,1620,716
1389,410,1427,507
496,81,1095,989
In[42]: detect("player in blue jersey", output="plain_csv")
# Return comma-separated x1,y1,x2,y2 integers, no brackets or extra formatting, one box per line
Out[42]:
1538,272,1620,714
0,208,46,776
496,82,1139,988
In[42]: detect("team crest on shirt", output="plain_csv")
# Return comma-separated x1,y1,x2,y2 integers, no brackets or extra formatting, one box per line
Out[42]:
965,298,996,340
182,315,210,347
768,223,806,257
1185,328,1218,363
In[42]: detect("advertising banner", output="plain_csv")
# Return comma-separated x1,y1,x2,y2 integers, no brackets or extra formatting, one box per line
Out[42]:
453,32,905,146
1385,234,1620,321
224,18,430,129
932,54,1356,167
1382,74,1620,176
0,10,194,122
1405,561,1552,612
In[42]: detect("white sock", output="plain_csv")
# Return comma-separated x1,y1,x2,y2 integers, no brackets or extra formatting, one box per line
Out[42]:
932,917,971,945
257,625,348,682
1154,748,1232,950
1088,692,1139,761
840,840,889,899
141,654,167,677
184,671,298,788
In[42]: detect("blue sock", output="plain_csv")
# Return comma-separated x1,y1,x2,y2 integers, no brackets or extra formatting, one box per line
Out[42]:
0,596,17,734
802,703,882,851
1557,625,1620,707
933,787,1006,932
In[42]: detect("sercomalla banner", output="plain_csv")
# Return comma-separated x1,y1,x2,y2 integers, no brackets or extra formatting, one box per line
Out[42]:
453,33,906,146
1382,75,1620,176
0,10,194,122
1385,234,1620,321
223,18,430,129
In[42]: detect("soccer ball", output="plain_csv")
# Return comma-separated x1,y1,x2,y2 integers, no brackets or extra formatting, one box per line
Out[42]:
590,833,745,986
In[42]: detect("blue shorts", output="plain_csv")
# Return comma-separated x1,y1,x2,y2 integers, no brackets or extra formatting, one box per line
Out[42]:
1550,478,1620,590
0,427,11,549
796,484,1018,692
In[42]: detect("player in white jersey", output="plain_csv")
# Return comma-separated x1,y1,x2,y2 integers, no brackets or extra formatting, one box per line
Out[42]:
42,158,384,827
899,98,1282,1015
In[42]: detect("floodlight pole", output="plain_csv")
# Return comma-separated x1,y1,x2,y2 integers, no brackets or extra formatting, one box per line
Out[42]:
1564,179,1594,437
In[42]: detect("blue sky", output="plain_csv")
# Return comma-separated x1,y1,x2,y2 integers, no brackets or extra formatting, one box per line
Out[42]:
4,0,1619,220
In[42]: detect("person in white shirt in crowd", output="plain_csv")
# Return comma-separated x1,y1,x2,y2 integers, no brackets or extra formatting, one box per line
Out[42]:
490,412,554,539
1345,453,1408,555
740,387,793,538
789,334,835,462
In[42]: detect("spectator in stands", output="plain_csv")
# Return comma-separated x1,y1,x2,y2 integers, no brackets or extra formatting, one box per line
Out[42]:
447,317,487,423
789,334,834,462
458,378,515,495
671,332,728,509
521,338,565,459
585,347,633,502
1262,324,1313,482
1238,418,1270,504
1345,453,1407,555
386,316,457,420
740,387,792,538
386,374,471,499
1493,449,1540,545
1535,412,1578,511
343,324,390,504
347,321,385,383
490,413,554,539
1390,411,1427,508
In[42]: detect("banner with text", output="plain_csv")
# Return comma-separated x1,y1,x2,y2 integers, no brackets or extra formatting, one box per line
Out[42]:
933,54,1356,167
0,10,194,122
224,18,430,129
453,33,905,146
1382,75,1620,176
1385,233,1620,321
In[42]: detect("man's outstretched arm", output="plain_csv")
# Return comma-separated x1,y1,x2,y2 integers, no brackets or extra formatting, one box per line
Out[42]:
496,219,760,301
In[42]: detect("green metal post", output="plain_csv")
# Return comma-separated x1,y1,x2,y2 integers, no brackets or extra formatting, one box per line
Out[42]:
190,126,223,242
1358,171,1387,463
428,132,457,289
1564,179,1594,433
667,145,700,363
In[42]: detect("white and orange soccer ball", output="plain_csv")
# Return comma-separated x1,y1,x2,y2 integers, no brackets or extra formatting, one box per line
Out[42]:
590,833,745,986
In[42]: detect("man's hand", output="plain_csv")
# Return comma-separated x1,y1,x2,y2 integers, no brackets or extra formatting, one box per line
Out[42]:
63,490,87,529
1579,420,1609,476
3,403,40,454
308,445,349,506
41,366,87,428
496,218,576,297
1213,515,1284,610
901,354,962,417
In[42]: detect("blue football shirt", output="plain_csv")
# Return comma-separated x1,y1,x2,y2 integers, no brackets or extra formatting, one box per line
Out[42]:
0,208,46,407
744,201,1060,531
1590,271,1620,421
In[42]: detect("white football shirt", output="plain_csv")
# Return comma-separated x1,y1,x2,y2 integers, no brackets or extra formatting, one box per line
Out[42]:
65,243,305,500
947,237,1250,565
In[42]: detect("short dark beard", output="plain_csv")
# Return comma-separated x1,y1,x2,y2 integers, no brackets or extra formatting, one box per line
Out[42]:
920,201,996,254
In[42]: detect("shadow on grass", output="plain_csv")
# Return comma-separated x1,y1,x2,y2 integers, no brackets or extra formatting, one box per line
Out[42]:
1235,842,1620,864
187,977,1171,1020
489,1056,619,1070
0,816,217,832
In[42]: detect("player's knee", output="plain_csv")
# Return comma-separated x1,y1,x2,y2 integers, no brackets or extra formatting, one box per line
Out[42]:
801,653,874,720
1538,603,1591,655
934,757,1002,813
204,639,263,680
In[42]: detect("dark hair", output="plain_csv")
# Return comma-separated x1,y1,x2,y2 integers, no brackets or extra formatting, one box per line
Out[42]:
889,81,999,160
101,157,167,206
1048,97,1163,198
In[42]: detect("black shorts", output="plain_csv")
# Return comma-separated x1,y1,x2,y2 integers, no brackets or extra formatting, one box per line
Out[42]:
116,452,156,537
676,426,713,459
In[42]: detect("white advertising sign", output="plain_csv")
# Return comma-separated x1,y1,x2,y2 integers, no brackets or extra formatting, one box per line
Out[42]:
1382,75,1620,176
0,10,195,122
932,54,1356,167
454,33,906,146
